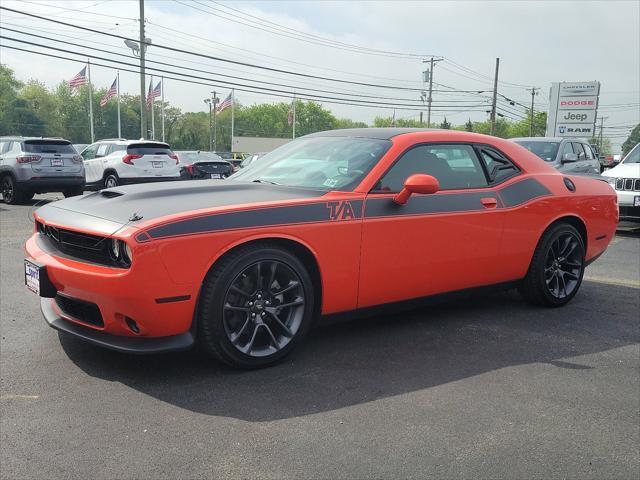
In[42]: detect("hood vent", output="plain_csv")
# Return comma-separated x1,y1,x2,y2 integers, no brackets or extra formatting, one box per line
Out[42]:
100,190,124,198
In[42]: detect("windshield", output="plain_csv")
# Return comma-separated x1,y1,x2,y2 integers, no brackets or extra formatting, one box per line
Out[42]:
178,152,224,163
231,136,391,190
514,141,560,162
622,144,640,164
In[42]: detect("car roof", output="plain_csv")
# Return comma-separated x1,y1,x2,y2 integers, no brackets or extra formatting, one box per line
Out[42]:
0,136,71,142
94,139,170,147
511,136,589,143
305,128,444,140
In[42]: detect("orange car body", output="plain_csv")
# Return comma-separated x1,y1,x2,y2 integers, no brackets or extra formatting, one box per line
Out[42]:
25,130,618,352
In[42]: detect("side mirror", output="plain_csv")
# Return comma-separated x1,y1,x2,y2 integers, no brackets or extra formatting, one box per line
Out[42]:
393,174,439,205
562,152,578,163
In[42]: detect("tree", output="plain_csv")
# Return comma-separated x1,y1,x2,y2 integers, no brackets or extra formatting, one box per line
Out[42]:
439,117,451,129
465,118,473,132
0,65,24,135
621,124,640,156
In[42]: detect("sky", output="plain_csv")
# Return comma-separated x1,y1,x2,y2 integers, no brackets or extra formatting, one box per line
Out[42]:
0,0,638,151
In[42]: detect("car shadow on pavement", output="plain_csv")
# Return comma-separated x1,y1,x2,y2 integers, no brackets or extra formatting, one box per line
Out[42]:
59,282,639,422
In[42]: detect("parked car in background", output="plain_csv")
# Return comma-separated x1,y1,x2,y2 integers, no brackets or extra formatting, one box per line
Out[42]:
0,136,85,204
176,151,233,179
240,152,265,168
601,142,640,222
73,144,88,154
217,152,245,172
511,137,601,175
81,139,180,189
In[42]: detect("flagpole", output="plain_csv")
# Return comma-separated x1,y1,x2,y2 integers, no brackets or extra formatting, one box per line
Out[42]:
161,77,165,142
292,92,296,139
230,89,235,152
116,71,121,139
87,59,94,143
150,75,155,140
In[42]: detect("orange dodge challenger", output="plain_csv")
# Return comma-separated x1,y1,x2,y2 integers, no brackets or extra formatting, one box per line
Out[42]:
25,129,618,368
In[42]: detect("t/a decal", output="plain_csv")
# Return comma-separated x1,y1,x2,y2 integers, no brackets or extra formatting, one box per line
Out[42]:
326,201,356,221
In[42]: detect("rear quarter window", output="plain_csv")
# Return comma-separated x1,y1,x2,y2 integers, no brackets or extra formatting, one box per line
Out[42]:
24,140,75,154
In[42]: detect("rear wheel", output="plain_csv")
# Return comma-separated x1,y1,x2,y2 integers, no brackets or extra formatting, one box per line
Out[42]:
520,223,585,307
1,175,24,205
103,173,119,189
63,187,84,198
197,243,314,368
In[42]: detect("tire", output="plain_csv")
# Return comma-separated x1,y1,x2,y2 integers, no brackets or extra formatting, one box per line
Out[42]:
103,173,119,189
63,187,84,198
1,175,25,205
197,243,315,368
519,222,585,307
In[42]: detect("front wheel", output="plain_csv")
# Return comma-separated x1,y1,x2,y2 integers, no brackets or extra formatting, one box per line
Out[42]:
520,223,585,307
1,175,24,204
103,173,119,189
197,243,315,368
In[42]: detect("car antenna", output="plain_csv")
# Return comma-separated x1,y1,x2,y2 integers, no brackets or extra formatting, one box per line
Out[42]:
129,212,143,221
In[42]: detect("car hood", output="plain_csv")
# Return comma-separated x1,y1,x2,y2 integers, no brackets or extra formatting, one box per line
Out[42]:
35,181,326,233
602,163,640,178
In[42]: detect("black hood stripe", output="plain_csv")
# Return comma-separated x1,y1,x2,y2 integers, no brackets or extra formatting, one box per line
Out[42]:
140,178,550,240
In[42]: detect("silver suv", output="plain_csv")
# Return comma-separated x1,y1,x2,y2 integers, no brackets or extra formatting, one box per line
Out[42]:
0,136,85,204
511,137,601,176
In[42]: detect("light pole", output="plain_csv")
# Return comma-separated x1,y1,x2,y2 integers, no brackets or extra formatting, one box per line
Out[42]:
212,91,218,152
204,98,213,151
124,27,152,139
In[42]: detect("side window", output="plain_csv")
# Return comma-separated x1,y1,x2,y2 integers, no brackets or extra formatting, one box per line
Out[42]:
376,144,488,192
81,144,98,160
561,142,573,157
95,143,110,158
111,144,126,154
572,143,586,159
0,142,6,154
478,148,519,184
583,144,595,160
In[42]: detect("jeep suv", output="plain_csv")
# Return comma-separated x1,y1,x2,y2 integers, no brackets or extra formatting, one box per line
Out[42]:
81,139,181,189
0,136,85,204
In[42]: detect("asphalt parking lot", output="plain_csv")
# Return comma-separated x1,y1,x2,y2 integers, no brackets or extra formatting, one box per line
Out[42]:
1,194,639,479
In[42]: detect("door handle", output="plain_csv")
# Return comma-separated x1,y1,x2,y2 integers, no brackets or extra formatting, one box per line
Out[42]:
480,197,498,209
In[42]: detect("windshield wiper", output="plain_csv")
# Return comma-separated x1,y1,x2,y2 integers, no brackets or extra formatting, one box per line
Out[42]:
252,179,280,185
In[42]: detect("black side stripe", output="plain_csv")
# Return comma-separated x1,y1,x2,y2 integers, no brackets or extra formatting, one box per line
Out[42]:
140,178,549,240
146,201,364,239
498,177,551,207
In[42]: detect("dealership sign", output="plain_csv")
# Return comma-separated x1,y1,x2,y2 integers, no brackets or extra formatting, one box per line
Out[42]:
546,81,600,138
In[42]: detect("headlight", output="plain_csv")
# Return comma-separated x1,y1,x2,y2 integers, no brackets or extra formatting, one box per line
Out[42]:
605,177,616,187
122,242,133,264
109,238,120,260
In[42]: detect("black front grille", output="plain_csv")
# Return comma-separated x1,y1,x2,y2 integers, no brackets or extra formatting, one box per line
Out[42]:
36,221,128,268
55,294,104,327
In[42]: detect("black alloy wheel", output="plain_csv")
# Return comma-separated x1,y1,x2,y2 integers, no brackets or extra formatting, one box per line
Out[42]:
223,260,305,357
520,223,585,307
198,243,314,368
543,232,583,299
1,176,22,205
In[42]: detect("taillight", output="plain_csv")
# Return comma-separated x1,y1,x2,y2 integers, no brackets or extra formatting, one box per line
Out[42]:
16,155,41,164
185,164,193,175
72,155,83,163
122,153,143,165
169,153,179,164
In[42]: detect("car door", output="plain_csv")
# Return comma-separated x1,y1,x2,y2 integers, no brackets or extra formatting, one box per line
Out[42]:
81,144,101,183
572,142,589,173
358,143,507,308
581,143,600,174
558,141,579,173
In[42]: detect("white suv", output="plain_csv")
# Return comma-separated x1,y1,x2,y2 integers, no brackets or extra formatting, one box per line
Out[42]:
81,139,181,189
601,142,640,222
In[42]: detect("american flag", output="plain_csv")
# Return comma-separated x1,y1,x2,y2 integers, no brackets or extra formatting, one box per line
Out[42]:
216,92,232,114
146,81,161,108
99,77,118,107
69,66,88,89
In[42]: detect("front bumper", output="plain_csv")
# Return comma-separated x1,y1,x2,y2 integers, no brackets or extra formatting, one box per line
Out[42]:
614,190,640,221
25,231,199,352
41,297,194,354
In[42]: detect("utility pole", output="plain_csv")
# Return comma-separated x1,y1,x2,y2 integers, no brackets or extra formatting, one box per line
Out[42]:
489,57,500,136
527,87,539,136
139,0,146,139
204,97,212,151
597,116,608,152
423,57,442,127
212,91,218,151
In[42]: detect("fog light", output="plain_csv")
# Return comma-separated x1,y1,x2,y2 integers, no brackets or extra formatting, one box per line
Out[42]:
109,238,120,260
122,242,133,264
